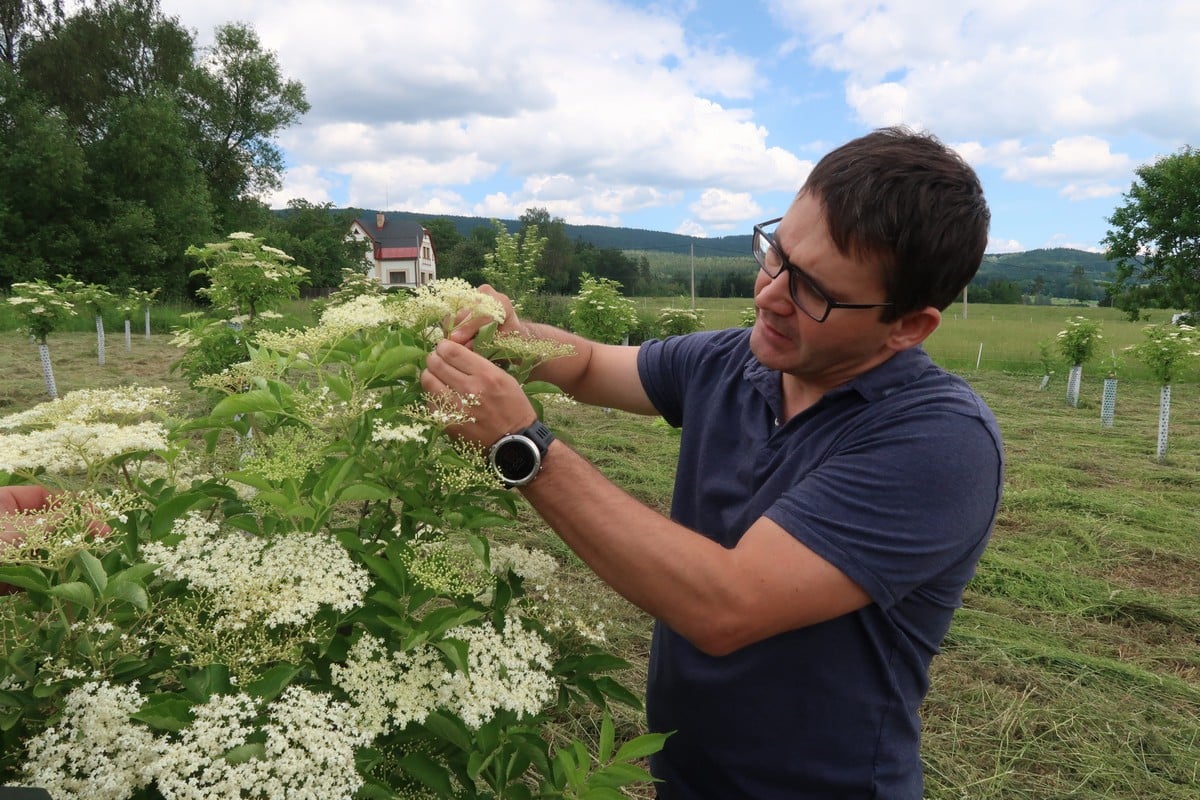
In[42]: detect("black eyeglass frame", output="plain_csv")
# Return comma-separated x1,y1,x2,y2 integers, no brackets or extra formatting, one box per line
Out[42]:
752,217,894,323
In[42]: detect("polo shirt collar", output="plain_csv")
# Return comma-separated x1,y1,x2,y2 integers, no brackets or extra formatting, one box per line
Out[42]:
743,345,933,416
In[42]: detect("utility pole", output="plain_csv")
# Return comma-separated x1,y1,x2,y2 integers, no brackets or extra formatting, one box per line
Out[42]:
690,243,695,309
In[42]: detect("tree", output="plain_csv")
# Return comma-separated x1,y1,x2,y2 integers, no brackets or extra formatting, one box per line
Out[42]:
520,207,575,294
183,22,309,230
420,217,462,260
0,0,63,67
0,68,86,287
17,0,194,140
265,199,360,289
1104,146,1200,318
483,220,545,302
79,92,214,294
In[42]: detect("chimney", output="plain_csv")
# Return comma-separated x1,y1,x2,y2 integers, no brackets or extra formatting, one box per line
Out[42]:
376,212,385,229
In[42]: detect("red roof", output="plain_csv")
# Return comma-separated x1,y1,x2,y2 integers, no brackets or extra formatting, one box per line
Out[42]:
378,247,418,260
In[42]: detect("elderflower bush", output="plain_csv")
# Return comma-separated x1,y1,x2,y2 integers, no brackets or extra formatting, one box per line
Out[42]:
570,273,637,344
1056,315,1103,366
6,280,76,343
0,278,663,799
1128,323,1200,384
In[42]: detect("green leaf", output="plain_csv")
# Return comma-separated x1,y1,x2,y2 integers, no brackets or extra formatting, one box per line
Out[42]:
183,664,232,701
337,482,395,502
593,676,642,710
151,492,207,538
245,663,301,702
410,606,483,643
211,389,284,418
522,380,562,395
398,751,454,795
224,742,266,764
107,562,159,588
589,762,654,788
48,581,95,609
599,711,615,763
613,732,671,764
420,710,473,751
0,567,49,593
132,694,194,731
434,637,470,675
74,550,107,594
105,581,149,611
225,470,276,492
580,787,629,800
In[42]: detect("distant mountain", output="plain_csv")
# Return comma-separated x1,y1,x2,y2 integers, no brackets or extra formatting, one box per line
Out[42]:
350,208,1112,282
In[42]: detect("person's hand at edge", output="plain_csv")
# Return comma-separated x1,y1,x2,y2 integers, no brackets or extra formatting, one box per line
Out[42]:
448,284,525,347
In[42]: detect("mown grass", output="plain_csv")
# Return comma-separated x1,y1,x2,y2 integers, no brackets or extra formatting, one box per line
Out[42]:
2,305,1198,798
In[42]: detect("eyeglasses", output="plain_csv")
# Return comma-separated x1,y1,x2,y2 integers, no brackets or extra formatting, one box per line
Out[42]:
752,217,893,323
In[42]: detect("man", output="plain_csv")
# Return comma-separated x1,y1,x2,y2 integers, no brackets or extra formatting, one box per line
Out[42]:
421,127,1004,799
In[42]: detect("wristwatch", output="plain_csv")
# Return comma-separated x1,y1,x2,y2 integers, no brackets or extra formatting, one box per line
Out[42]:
488,420,556,488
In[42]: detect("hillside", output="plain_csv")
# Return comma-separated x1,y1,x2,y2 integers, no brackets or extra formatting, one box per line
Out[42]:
349,208,1112,285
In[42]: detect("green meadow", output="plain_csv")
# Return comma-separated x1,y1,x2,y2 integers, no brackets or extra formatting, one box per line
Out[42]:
1,298,1198,798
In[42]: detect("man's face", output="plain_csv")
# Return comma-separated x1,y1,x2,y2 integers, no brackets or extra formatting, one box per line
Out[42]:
749,192,897,390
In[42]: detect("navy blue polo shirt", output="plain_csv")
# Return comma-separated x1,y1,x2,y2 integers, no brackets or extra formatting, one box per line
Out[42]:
636,328,1003,799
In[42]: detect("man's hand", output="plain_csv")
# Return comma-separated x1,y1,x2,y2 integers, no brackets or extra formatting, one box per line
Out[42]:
0,486,111,548
0,486,55,546
421,339,538,448
448,284,524,347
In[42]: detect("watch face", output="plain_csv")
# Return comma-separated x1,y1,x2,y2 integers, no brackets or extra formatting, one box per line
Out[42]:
494,437,539,483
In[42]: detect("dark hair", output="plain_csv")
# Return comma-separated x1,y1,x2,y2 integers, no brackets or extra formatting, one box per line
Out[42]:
801,126,990,320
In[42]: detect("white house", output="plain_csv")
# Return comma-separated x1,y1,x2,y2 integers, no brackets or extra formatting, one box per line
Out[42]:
347,212,437,289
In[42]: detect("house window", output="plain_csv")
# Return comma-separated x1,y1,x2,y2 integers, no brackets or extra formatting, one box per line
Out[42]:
388,270,409,285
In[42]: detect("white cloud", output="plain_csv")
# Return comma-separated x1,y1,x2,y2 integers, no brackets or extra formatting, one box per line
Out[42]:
161,0,813,225
770,1,1200,140
689,189,763,226
957,136,1134,201
675,219,708,237
256,165,334,208
986,237,1025,254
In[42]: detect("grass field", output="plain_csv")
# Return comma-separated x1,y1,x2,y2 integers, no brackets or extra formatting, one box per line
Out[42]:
2,304,1199,798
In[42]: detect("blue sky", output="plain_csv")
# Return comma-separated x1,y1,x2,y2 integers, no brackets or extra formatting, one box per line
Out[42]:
160,0,1200,254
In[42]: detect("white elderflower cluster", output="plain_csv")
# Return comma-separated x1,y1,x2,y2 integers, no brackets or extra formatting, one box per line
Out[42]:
441,618,556,729
153,687,367,800
397,278,506,334
0,386,176,429
144,513,369,628
331,634,444,737
489,543,559,588
0,421,169,475
259,294,407,356
371,419,430,445
22,681,160,800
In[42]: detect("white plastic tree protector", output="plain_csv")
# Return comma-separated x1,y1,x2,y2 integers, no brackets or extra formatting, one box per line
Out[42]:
1066,365,1082,407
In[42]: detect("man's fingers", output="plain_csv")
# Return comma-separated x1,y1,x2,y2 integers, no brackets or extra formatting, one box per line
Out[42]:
0,486,53,515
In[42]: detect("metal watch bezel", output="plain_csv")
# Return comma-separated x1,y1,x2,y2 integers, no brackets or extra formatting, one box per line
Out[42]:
488,433,544,488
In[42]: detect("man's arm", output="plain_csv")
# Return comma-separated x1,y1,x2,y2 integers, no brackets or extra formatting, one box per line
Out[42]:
524,440,871,655
421,339,871,656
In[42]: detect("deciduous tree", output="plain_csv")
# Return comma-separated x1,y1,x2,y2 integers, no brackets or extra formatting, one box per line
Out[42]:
1104,146,1200,318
